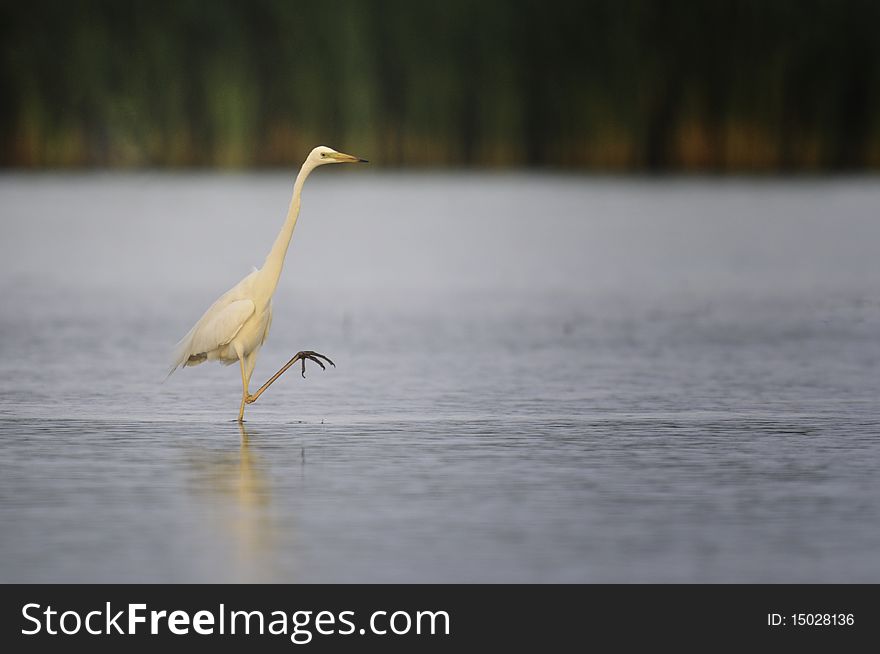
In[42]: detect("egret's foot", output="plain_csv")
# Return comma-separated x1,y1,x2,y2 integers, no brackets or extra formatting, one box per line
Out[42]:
296,350,335,378
244,350,336,409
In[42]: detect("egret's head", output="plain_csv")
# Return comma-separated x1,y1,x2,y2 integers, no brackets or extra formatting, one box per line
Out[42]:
308,145,368,167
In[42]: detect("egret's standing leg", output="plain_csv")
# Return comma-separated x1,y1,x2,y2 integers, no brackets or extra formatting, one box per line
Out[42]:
238,355,250,423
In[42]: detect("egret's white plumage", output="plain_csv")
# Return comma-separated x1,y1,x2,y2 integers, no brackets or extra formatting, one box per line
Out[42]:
169,145,367,421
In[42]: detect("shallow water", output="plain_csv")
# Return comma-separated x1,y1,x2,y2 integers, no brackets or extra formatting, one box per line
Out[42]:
1,172,879,582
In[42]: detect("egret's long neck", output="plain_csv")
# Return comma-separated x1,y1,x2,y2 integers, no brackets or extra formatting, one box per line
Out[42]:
260,161,315,295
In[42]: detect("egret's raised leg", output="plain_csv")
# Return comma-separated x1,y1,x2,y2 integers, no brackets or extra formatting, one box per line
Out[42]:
246,351,335,406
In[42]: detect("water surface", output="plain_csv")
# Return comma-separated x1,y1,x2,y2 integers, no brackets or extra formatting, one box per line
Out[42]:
1,173,879,582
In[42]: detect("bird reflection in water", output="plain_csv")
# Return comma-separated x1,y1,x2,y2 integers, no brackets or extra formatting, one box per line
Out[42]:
188,422,283,582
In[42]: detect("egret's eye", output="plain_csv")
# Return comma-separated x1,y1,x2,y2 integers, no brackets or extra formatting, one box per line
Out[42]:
321,152,327,157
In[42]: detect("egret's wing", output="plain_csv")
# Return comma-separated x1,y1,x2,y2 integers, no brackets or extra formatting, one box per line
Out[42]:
169,298,255,374
190,298,255,354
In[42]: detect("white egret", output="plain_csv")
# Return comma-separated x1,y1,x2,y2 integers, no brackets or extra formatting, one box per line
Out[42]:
168,145,368,421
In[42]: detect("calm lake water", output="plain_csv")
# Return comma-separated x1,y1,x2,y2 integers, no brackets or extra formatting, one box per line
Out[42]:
1,172,879,582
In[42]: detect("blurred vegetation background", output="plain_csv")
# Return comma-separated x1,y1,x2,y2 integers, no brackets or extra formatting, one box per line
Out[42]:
1,0,878,170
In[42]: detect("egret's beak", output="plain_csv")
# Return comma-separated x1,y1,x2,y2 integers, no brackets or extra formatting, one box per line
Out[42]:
329,151,368,163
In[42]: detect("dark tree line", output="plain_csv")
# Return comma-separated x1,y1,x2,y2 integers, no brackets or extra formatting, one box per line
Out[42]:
1,0,878,170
